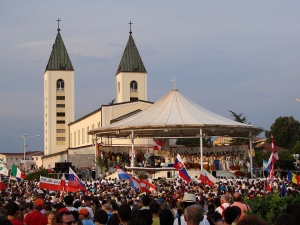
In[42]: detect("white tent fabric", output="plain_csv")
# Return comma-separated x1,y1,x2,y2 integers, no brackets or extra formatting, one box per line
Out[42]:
89,89,262,138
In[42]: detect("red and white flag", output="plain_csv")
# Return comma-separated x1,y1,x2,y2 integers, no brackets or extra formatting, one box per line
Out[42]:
199,169,217,187
267,135,279,191
39,176,62,191
153,139,164,151
60,174,66,201
140,179,157,193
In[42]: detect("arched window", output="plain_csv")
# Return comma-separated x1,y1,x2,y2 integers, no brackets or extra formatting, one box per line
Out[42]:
118,82,120,94
57,79,64,91
130,80,138,92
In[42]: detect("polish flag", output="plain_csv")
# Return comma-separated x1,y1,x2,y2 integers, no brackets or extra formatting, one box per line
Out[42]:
199,169,217,187
140,179,157,193
153,139,164,151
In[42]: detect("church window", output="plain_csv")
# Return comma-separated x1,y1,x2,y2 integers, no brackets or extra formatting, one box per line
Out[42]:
57,120,65,124
130,81,138,92
118,82,120,93
57,113,65,117
57,104,65,108
56,96,65,100
87,126,89,143
78,130,80,145
57,79,64,91
82,128,85,144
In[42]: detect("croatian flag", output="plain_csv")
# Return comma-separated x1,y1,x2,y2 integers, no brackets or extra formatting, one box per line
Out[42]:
130,177,140,192
263,160,270,172
68,167,87,191
153,139,164,151
174,154,191,183
267,135,279,191
140,179,157,192
116,165,131,180
199,169,217,186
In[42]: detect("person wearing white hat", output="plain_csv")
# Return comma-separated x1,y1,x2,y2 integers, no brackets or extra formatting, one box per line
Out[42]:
173,193,209,225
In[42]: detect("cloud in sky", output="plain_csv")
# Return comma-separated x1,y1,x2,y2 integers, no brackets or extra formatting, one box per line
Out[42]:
1,1,300,152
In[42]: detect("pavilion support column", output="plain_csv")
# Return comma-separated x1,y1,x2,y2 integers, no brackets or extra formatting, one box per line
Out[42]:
131,130,135,167
249,131,253,178
199,129,203,170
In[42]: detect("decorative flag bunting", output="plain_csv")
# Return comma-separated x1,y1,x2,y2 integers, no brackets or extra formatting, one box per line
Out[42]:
116,165,131,180
199,169,217,186
174,154,191,183
267,135,279,191
140,179,157,192
153,139,164,151
68,167,87,191
11,164,26,179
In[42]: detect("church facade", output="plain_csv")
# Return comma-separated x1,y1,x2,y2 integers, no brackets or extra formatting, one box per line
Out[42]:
42,25,154,169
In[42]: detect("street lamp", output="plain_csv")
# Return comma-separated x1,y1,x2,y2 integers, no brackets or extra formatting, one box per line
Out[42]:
10,134,39,168
293,154,299,168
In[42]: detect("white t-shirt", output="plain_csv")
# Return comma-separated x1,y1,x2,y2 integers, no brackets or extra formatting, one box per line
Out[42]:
173,215,210,225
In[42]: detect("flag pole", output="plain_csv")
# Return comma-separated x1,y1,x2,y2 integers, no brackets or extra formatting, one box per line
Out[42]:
131,130,134,167
200,129,203,170
249,131,253,178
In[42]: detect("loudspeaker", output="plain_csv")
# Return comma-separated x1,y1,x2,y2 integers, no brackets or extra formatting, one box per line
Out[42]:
167,171,171,178
212,170,216,177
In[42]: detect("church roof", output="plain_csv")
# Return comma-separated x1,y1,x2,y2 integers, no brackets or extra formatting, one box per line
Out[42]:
45,30,74,71
116,33,147,75
89,89,263,138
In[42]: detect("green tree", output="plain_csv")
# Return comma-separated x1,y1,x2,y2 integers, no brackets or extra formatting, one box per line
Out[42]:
176,138,211,147
265,116,300,149
229,110,251,124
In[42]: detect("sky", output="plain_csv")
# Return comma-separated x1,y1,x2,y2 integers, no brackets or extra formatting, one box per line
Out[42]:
1,1,300,153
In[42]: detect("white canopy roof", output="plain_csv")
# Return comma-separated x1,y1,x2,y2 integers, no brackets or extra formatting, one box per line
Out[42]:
89,89,263,138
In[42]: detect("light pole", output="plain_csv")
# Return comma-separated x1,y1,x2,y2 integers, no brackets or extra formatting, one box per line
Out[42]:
293,154,299,168
10,134,39,168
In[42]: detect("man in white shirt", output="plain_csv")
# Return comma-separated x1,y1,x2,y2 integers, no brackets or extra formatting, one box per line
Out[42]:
173,193,209,225
215,195,231,217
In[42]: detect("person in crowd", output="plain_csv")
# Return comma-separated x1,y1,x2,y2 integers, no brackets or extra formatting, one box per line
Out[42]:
210,211,223,225
64,196,77,212
173,193,209,225
5,201,24,225
137,195,152,225
159,208,174,225
149,201,160,225
24,198,47,225
231,192,250,219
274,213,296,225
94,209,108,225
56,211,76,225
0,215,13,225
236,215,268,225
118,204,131,225
184,204,204,225
78,208,93,225
215,195,231,218
102,203,113,224
78,196,94,221
223,206,241,225
286,203,300,222
46,211,57,225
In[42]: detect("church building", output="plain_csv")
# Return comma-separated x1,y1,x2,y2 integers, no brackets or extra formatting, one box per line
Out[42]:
42,22,154,169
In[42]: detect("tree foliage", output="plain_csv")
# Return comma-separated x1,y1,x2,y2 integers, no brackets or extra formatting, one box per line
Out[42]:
229,110,251,124
265,116,300,149
175,138,211,147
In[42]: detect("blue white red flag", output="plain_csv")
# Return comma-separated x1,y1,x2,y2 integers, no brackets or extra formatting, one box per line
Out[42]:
116,165,131,180
68,167,87,191
130,177,140,192
174,154,191,183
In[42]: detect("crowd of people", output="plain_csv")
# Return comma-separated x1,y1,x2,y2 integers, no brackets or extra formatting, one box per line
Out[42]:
0,172,299,225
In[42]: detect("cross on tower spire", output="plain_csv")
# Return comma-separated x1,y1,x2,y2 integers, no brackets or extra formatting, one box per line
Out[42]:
129,21,133,34
57,18,61,32
171,77,177,89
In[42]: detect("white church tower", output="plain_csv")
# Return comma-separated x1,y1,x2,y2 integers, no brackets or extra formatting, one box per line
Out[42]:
44,20,74,155
115,22,148,103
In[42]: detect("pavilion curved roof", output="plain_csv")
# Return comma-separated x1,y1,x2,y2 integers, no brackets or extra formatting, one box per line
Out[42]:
89,89,263,138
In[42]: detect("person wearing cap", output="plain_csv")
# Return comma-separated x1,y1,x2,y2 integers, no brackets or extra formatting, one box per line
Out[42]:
78,208,93,225
78,196,94,221
173,193,209,225
24,198,47,225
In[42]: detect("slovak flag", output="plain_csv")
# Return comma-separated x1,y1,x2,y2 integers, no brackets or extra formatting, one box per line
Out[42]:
116,165,131,180
174,154,191,183
199,169,217,186
140,179,157,193
130,177,140,192
153,139,164,151
68,167,87,191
